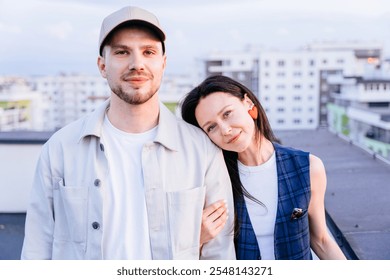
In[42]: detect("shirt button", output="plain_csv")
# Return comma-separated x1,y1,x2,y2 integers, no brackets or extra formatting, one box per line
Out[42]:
94,179,101,187
92,222,100,230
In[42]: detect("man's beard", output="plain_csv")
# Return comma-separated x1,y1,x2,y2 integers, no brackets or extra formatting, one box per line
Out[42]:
110,70,158,105
112,86,156,105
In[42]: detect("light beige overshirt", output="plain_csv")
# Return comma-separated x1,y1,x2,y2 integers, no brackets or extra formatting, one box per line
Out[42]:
21,99,236,260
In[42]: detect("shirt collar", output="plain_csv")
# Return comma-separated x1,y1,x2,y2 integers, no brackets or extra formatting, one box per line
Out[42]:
78,98,109,142
78,98,179,152
154,102,179,152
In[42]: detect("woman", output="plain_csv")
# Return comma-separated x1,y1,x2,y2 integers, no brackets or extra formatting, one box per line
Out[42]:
182,75,346,260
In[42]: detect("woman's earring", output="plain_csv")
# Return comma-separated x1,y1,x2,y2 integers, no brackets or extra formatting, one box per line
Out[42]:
248,105,258,120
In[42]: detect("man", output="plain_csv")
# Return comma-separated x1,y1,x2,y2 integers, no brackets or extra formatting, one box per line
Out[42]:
21,6,235,260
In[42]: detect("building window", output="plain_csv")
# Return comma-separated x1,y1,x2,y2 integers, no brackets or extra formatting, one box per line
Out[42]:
309,59,315,66
293,60,302,66
237,72,246,81
293,119,301,124
368,102,389,108
292,107,302,112
277,107,285,112
277,72,285,77
293,71,302,77
277,119,285,124
277,96,285,101
277,60,285,67
293,84,301,89
264,60,269,67
293,96,301,101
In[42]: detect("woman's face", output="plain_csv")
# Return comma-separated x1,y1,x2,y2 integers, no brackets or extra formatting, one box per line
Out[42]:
195,91,256,153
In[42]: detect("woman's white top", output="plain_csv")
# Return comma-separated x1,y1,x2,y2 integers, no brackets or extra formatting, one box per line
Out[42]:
238,151,278,260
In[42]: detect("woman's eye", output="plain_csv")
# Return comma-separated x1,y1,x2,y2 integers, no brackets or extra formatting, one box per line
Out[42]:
207,125,216,133
223,110,231,118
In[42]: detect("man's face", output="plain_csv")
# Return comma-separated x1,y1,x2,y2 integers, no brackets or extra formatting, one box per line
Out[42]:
98,26,166,105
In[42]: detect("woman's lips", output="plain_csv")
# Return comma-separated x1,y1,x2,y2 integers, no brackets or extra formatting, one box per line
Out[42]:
228,132,241,144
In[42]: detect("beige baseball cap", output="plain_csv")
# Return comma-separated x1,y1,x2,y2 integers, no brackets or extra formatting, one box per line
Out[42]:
99,6,166,55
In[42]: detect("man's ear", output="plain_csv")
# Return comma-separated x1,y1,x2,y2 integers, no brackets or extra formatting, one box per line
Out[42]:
162,54,167,71
97,56,107,78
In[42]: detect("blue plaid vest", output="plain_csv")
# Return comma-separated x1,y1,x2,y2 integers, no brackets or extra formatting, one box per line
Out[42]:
234,143,312,260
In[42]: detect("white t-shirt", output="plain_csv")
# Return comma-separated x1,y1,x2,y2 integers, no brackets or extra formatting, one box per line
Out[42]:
238,151,278,260
101,113,157,259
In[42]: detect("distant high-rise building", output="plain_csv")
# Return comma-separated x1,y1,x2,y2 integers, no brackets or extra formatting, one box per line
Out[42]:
202,41,383,130
33,74,110,131
327,71,390,160
0,77,45,131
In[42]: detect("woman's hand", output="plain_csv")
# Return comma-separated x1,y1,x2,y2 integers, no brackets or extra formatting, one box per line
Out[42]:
200,200,228,247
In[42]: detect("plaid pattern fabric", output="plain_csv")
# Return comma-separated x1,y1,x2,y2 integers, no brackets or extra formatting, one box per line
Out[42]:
234,143,313,260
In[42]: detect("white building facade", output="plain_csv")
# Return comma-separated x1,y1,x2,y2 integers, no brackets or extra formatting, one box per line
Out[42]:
328,75,390,160
203,42,383,130
34,74,110,130
0,77,46,131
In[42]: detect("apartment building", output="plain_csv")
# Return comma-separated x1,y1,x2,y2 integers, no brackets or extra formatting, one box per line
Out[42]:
204,49,260,94
203,42,383,130
34,74,110,130
0,77,45,131
327,68,390,159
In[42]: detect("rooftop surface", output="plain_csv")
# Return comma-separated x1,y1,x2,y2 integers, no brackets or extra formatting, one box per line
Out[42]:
276,128,390,260
0,128,389,259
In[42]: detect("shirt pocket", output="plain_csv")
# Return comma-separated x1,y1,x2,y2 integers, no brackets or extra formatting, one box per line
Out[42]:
54,178,89,247
166,186,206,258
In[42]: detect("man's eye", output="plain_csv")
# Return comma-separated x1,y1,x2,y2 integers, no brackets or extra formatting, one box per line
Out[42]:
145,50,155,55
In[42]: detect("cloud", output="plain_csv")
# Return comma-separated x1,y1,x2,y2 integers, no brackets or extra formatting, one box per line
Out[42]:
276,27,290,36
46,21,73,41
2,0,390,76
0,22,22,34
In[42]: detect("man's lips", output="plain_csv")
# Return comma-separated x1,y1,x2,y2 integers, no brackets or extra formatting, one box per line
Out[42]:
126,76,148,82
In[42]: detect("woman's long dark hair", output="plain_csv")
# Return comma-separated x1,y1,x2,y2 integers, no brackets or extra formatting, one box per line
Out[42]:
181,75,277,235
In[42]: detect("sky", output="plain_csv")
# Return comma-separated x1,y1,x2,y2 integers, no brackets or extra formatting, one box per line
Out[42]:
1,0,390,77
